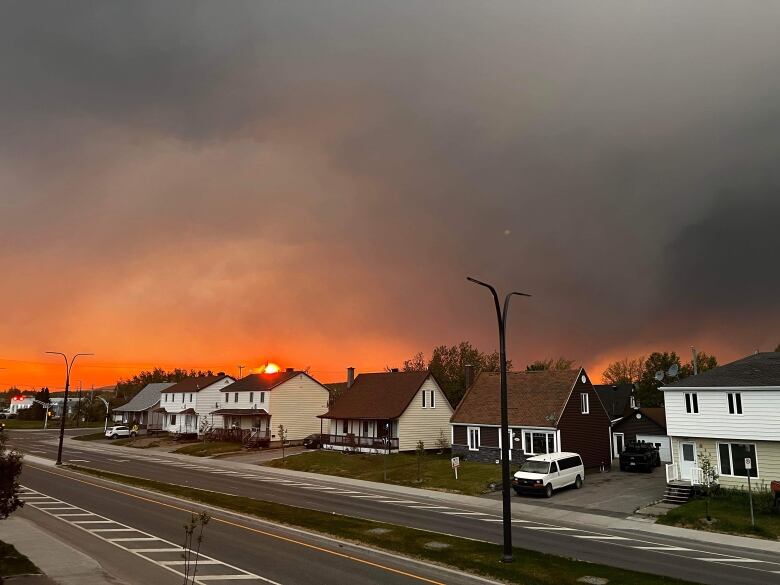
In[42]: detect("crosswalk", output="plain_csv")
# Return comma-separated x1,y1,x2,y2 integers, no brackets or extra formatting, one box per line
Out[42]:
40,446,780,579
19,486,280,585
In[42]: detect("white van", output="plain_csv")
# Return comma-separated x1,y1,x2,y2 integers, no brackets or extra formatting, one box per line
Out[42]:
512,452,584,498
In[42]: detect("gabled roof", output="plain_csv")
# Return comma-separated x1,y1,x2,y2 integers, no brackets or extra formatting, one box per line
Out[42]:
614,407,667,430
114,382,176,412
320,371,443,420
594,383,635,419
663,352,780,389
220,370,303,393
165,375,232,394
450,369,583,427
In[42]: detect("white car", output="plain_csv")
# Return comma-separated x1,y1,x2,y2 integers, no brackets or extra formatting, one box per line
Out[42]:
512,452,584,498
105,425,137,439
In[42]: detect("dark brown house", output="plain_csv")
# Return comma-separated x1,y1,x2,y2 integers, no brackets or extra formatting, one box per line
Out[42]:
450,368,612,470
611,407,669,462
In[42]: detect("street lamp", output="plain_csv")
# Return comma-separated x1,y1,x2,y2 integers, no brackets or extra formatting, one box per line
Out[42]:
46,352,93,465
467,277,530,564
96,396,110,433
32,399,51,430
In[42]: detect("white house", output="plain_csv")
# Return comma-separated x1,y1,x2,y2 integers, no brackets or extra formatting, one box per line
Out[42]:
319,369,454,453
9,395,34,415
210,368,330,446
158,375,235,435
113,382,175,428
663,352,780,489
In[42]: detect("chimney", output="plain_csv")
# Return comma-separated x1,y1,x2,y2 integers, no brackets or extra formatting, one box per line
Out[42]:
464,364,475,391
347,367,355,388
390,368,399,373
285,367,294,373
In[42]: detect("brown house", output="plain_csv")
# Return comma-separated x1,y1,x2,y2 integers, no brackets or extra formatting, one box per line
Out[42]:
611,407,669,462
450,368,612,470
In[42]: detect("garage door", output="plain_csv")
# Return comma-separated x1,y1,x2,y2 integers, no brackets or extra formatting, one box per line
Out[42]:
637,434,671,462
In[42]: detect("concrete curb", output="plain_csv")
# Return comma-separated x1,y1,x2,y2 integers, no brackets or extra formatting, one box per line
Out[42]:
60,437,780,554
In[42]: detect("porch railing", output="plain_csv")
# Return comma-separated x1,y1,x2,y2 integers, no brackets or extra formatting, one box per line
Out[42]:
691,466,703,486
322,434,399,451
206,427,271,444
666,463,704,485
665,463,679,483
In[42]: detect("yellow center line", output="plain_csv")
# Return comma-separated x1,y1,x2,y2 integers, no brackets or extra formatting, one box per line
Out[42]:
29,465,447,585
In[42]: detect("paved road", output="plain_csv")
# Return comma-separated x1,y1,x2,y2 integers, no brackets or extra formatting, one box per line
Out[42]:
10,429,780,585
19,465,487,585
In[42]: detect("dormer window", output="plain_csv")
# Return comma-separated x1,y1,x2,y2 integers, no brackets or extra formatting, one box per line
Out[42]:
685,392,699,414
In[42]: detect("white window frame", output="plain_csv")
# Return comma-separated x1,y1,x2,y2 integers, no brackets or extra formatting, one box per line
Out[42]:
580,393,589,414
234,392,239,403
422,391,427,408
727,392,743,415
684,392,699,414
522,429,557,455
249,392,254,403
260,391,265,403
716,442,759,478
429,390,435,409
467,426,480,451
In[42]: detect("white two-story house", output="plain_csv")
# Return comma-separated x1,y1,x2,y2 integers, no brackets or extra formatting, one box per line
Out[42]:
663,352,780,489
159,374,235,435
210,368,330,445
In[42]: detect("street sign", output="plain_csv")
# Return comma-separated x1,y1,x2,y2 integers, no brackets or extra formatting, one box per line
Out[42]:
745,458,752,470
451,456,460,480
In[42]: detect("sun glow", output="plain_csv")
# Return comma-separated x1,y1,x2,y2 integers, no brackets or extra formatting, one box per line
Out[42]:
259,362,281,374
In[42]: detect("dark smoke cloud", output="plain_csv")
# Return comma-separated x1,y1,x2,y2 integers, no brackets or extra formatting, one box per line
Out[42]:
2,1,780,379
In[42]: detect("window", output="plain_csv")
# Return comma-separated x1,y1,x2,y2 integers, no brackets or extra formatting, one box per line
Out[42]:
685,392,699,413
189,393,193,402
523,431,556,455
727,393,743,415
558,455,582,470
260,391,265,402
422,391,426,408
181,393,185,403
170,414,177,425
421,390,435,408
580,393,589,414
249,392,254,403
226,393,230,403
363,420,369,435
467,427,480,451
430,390,435,408
718,442,758,477
234,392,239,403
342,420,349,434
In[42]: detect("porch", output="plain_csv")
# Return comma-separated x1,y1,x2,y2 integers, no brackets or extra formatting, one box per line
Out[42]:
665,462,703,486
321,434,399,453
205,426,271,448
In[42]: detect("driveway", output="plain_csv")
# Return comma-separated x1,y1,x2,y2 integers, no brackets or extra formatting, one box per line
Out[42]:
484,462,668,516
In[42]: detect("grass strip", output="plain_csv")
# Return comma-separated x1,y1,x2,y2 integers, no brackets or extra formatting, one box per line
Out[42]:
173,441,243,457
67,465,693,585
0,540,40,577
74,432,107,442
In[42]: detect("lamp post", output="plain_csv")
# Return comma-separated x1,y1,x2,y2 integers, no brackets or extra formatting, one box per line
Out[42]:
96,396,110,432
467,277,530,563
32,399,51,430
46,352,93,465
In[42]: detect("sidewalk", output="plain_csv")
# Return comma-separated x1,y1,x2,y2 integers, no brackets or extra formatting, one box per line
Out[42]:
59,437,780,555
0,514,106,585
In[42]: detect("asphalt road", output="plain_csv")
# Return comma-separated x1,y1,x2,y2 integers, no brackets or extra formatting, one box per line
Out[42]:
10,429,780,585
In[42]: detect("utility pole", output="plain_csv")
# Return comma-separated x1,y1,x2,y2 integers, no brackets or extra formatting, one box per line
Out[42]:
691,347,698,376
238,365,245,379
467,277,530,563
46,352,93,465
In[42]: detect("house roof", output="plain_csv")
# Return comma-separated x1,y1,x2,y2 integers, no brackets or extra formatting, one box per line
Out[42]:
614,407,667,431
320,371,438,420
220,371,302,393
114,383,176,413
662,352,780,389
165,375,232,394
450,369,582,427
156,407,197,415
594,383,635,418
210,408,270,416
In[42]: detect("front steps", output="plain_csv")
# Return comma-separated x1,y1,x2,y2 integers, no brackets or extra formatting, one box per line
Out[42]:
663,482,693,504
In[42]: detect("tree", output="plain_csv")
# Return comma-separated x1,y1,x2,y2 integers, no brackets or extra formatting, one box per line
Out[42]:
635,352,684,407
401,342,509,406
182,511,211,585
525,357,575,372
278,424,287,463
435,429,449,454
602,357,645,385
415,440,425,482
680,351,718,378
698,450,719,522
0,430,23,519
115,368,214,405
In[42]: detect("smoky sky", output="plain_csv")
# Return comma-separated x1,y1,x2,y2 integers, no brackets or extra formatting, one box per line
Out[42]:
2,1,779,385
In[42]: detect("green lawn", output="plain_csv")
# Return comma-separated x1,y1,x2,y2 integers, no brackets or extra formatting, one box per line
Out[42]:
174,441,243,457
0,540,39,578
658,489,780,540
67,465,695,585
2,419,104,430
74,431,108,441
265,450,504,496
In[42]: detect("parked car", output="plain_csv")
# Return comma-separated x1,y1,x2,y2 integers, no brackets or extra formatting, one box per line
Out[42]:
0,410,10,419
105,425,137,439
618,440,660,472
513,452,585,498
303,433,324,449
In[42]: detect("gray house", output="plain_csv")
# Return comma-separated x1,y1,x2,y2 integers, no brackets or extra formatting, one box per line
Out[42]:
113,382,175,429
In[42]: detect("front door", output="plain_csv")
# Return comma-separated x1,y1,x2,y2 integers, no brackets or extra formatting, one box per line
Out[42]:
679,442,697,480
613,433,625,458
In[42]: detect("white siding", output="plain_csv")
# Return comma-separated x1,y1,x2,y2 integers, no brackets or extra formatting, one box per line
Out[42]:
396,377,454,451
267,374,330,441
665,389,780,441
670,436,780,490
192,377,235,434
